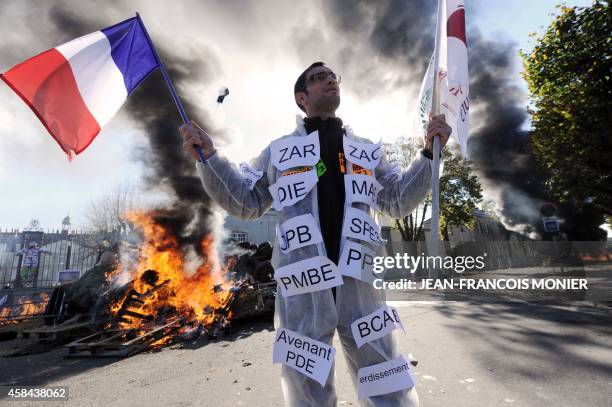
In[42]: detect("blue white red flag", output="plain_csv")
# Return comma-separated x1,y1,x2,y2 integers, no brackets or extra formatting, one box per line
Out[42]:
1,17,159,159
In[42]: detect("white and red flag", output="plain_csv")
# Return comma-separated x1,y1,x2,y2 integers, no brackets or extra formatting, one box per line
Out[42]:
1,17,159,159
414,0,469,155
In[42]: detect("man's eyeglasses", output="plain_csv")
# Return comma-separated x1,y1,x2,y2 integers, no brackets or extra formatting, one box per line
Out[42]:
307,71,341,85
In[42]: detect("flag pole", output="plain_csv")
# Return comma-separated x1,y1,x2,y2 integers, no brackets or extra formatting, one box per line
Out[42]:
135,12,208,163
429,0,445,279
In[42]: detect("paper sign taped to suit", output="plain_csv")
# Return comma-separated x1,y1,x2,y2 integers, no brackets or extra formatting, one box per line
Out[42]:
273,328,336,386
277,214,323,254
343,136,381,169
350,305,405,348
338,240,376,282
270,131,320,171
268,169,318,211
239,162,263,190
344,173,383,210
357,355,416,399
274,256,343,297
341,207,384,246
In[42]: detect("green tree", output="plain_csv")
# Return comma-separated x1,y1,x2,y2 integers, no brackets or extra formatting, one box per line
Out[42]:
388,139,483,241
438,149,483,240
521,1,611,216
480,199,499,221
396,196,429,241
384,140,430,241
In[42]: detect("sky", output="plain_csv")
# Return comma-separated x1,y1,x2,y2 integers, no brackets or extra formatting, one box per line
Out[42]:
0,0,596,231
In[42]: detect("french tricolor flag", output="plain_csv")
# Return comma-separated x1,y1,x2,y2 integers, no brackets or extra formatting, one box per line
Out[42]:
1,16,159,159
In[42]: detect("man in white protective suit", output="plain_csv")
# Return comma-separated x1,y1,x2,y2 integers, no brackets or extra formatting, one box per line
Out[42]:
181,62,450,406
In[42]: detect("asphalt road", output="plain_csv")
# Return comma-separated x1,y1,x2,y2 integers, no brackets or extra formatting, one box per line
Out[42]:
1,301,611,407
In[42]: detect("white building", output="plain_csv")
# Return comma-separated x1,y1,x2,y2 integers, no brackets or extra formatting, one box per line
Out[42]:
223,210,278,244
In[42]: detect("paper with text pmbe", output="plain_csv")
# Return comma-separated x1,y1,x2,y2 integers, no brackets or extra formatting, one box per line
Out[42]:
357,355,416,399
273,328,336,386
274,256,344,297
350,305,405,348
270,131,320,171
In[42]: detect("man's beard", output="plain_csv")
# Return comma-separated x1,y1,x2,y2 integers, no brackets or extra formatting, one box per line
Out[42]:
312,94,340,114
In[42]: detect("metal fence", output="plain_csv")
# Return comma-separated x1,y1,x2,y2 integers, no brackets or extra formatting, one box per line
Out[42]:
0,229,123,289
0,287,54,323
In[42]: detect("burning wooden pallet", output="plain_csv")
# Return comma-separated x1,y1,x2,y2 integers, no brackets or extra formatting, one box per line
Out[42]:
0,318,43,341
21,319,93,342
63,318,182,358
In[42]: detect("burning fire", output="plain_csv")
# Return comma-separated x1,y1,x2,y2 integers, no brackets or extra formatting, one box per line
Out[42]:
0,292,49,325
108,211,233,334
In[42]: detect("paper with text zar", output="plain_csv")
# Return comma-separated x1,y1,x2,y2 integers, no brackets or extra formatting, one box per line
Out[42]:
270,131,320,171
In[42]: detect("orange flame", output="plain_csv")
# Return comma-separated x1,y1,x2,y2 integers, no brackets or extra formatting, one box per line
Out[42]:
0,292,49,326
109,212,232,333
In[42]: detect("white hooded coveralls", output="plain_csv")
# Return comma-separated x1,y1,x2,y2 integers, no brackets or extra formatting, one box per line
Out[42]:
197,117,431,406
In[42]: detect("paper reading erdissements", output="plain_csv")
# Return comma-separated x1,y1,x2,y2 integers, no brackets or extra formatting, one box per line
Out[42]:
273,328,336,386
238,162,263,190
274,256,343,297
344,174,383,210
338,240,376,282
350,305,405,349
277,214,323,254
343,136,382,169
341,207,384,246
270,131,320,171
268,169,318,211
357,355,416,399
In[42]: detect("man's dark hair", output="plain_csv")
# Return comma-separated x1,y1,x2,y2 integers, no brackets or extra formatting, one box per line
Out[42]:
294,61,326,113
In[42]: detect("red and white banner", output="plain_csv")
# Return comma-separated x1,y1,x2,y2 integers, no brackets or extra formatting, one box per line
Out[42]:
414,0,469,155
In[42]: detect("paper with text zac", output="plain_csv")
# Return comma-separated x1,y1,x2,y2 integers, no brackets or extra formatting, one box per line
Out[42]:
343,136,382,169
273,328,336,386
350,305,405,348
357,355,416,399
270,131,320,171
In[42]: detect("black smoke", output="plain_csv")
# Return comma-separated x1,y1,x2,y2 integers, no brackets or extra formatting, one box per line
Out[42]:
6,0,604,241
124,53,225,249
465,32,548,237
317,0,604,240
466,29,606,240
294,0,436,100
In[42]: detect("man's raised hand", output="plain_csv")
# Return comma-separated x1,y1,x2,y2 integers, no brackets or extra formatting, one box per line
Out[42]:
424,114,452,153
180,121,216,161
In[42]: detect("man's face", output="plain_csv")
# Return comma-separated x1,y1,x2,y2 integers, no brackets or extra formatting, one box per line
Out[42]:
296,66,341,115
